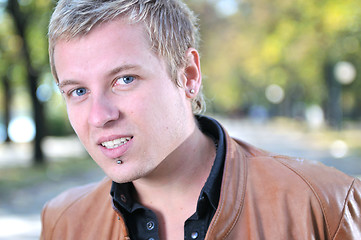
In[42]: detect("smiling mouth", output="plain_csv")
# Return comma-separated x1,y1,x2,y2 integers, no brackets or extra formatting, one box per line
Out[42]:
101,137,133,149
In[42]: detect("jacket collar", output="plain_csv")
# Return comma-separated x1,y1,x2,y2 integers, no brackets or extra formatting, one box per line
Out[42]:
205,127,248,239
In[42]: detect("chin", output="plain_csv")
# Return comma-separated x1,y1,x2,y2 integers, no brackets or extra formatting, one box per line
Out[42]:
105,165,147,184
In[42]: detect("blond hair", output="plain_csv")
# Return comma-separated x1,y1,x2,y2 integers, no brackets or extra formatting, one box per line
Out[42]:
48,0,205,113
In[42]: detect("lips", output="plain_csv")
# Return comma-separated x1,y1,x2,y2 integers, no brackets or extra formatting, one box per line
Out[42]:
101,137,132,149
98,136,134,159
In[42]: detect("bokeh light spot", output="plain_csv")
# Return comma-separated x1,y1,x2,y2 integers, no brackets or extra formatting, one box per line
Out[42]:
8,116,36,143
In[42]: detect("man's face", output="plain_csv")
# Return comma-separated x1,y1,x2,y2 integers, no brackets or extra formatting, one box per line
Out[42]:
54,20,193,183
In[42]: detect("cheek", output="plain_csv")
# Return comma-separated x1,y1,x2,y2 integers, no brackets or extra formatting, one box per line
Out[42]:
67,106,85,136
140,88,186,129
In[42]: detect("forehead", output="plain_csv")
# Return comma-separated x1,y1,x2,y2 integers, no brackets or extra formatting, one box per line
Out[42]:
55,19,150,54
53,20,159,76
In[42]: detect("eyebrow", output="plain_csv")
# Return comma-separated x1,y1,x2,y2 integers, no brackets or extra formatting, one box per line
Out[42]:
58,64,141,88
58,79,80,88
106,64,141,77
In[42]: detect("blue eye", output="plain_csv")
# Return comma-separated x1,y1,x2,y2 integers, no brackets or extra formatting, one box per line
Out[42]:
117,76,135,85
72,88,87,97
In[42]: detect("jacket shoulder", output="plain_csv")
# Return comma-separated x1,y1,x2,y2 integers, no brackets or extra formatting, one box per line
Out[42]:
233,137,361,239
233,137,355,192
51,177,109,201
41,177,113,239
272,154,361,239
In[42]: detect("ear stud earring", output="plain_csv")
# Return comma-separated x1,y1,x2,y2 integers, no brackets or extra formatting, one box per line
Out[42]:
190,89,195,94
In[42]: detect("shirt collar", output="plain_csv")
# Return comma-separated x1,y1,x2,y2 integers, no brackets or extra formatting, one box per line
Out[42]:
196,115,225,211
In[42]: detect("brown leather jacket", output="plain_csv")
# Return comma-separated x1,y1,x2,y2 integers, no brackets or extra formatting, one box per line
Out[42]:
41,131,361,239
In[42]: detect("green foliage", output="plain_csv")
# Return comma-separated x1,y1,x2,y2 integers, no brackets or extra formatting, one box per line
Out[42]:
0,0,72,138
188,0,361,118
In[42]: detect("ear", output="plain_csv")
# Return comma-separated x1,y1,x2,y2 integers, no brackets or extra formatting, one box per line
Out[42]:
181,48,202,98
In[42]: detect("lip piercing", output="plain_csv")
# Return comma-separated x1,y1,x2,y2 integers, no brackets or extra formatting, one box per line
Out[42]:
117,160,123,164
190,89,195,94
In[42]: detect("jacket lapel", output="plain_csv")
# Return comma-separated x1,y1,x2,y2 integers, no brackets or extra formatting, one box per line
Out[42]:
205,129,248,239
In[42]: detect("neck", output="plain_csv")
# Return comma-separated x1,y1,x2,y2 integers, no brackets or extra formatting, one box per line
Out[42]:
132,122,216,209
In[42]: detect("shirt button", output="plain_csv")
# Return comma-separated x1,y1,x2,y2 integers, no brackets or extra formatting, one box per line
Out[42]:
120,194,127,202
191,232,199,239
147,221,155,231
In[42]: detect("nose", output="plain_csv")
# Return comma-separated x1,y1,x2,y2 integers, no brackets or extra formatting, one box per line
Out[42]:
88,94,120,128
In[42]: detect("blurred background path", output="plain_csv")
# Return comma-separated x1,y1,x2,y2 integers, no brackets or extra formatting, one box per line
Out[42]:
0,117,360,240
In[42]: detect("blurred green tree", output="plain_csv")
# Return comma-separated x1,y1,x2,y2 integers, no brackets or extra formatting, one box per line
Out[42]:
3,0,53,164
188,0,361,126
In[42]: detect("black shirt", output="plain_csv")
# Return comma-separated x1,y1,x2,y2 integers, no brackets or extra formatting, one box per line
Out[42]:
111,116,226,240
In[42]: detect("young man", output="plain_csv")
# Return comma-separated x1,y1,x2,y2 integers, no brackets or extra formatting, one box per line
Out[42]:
41,0,361,239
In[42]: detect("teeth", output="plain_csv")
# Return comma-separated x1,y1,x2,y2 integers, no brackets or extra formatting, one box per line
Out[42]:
101,137,131,149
